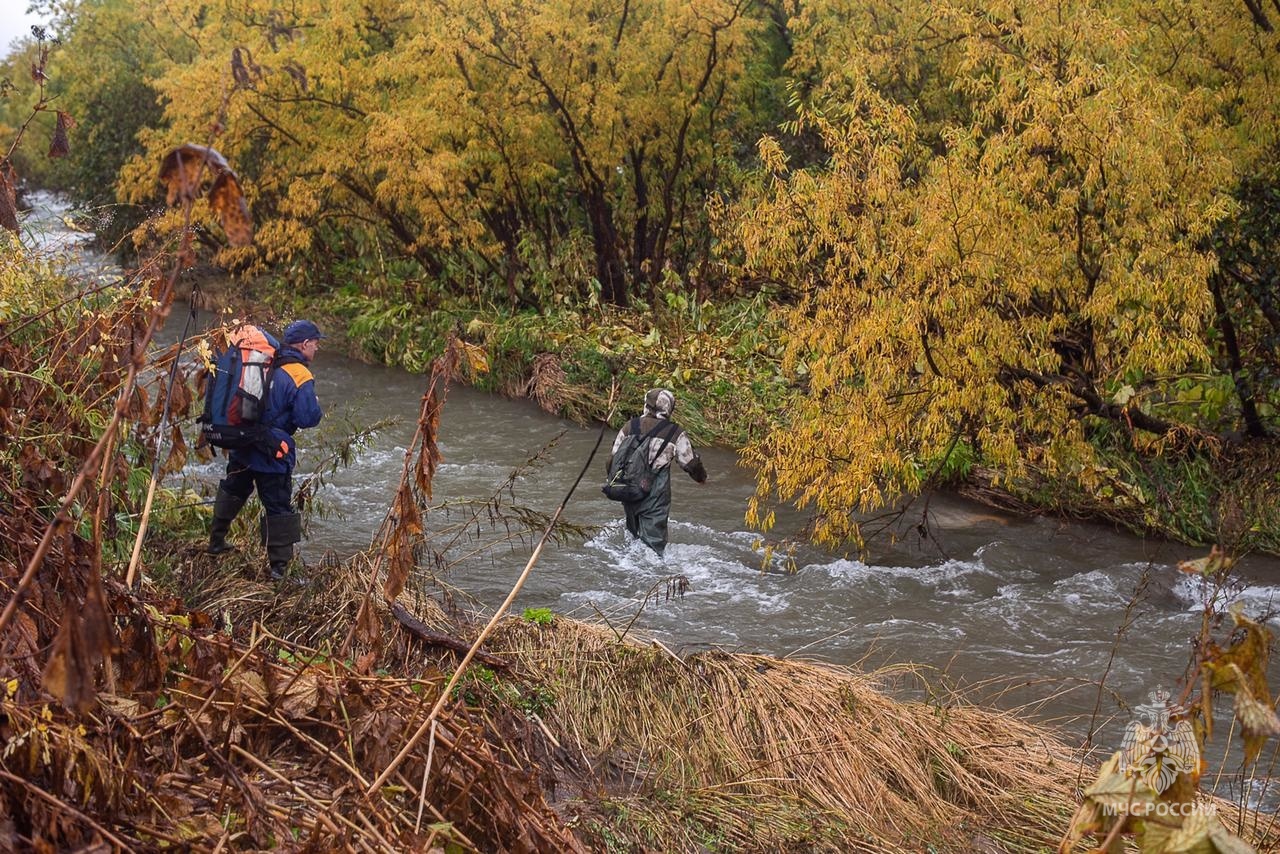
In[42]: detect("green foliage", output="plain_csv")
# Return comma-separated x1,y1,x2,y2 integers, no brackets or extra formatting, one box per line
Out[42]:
521,607,554,626
319,283,789,445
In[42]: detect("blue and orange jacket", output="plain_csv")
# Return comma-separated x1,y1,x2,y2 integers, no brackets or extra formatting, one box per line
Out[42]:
229,345,323,474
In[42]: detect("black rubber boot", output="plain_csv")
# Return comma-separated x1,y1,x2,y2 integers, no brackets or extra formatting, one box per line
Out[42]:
207,488,246,555
262,512,302,582
268,558,290,581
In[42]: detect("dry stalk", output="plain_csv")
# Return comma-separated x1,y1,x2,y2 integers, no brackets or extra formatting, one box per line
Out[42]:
365,401,615,795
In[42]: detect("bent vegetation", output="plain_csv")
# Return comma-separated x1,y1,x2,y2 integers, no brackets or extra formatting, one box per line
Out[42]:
2,0,1280,850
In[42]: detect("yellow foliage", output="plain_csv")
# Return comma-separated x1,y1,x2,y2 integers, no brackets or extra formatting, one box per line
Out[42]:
1202,609,1279,764
108,0,763,294
736,0,1274,546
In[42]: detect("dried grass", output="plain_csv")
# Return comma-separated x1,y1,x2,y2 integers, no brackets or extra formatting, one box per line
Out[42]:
1,547,590,851
522,351,601,422
148,545,1086,852
487,617,1080,851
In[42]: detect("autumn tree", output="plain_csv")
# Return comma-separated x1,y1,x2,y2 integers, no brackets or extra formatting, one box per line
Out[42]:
0,26,65,208
97,0,778,305
737,0,1278,547
417,0,765,305
23,0,170,249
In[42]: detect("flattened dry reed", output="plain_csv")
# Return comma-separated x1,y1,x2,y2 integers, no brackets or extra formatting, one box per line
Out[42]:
167,551,1079,851
490,618,1080,852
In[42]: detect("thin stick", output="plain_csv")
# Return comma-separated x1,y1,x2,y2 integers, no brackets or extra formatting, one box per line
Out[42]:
618,574,683,642
123,242,202,587
229,744,392,846
784,624,858,659
365,406,613,797
340,373,443,658
414,720,438,833
0,768,135,851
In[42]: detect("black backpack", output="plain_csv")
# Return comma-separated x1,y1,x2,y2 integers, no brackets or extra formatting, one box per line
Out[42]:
602,419,677,502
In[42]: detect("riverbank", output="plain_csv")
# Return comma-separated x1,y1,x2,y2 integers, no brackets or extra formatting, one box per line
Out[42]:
178,270,1280,557
163,543,1280,852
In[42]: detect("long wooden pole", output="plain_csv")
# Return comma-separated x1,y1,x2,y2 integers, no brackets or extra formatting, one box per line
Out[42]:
365,408,612,797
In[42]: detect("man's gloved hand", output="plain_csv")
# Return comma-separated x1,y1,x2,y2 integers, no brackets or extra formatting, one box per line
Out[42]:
684,455,708,484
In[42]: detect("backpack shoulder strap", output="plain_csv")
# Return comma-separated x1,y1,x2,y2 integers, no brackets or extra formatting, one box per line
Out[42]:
266,352,309,392
619,418,664,466
648,420,678,462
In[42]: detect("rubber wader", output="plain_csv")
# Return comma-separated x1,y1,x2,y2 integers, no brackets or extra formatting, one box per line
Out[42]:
624,465,672,556
262,512,302,581
207,488,247,555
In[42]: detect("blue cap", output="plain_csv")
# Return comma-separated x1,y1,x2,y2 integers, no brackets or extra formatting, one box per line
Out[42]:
283,319,326,344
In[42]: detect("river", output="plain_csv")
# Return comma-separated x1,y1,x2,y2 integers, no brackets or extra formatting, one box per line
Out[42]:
21,191,1280,805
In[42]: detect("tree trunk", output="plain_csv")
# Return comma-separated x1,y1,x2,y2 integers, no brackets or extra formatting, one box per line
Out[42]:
586,185,627,305
1211,272,1269,438
630,146,655,301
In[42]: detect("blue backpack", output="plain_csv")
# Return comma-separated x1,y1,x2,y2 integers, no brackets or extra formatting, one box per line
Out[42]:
198,325,279,451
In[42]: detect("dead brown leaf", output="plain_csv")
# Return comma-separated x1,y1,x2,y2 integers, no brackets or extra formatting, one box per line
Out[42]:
209,171,253,246
354,599,381,648
0,163,18,233
47,111,74,159
160,424,188,477
43,619,95,712
158,144,230,205
279,671,321,718
157,144,254,247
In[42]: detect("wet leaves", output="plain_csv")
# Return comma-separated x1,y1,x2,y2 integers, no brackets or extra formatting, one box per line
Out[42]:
230,46,262,90
159,143,230,205
381,340,458,601
209,171,253,247
355,598,382,648
47,110,75,159
0,162,18,233
160,424,189,478
18,444,66,498
1203,608,1279,765
41,623,93,712
1140,811,1257,854
158,143,254,246
41,556,116,713
1065,558,1277,853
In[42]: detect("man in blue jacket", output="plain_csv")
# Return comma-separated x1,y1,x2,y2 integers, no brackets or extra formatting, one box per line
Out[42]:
207,319,325,581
